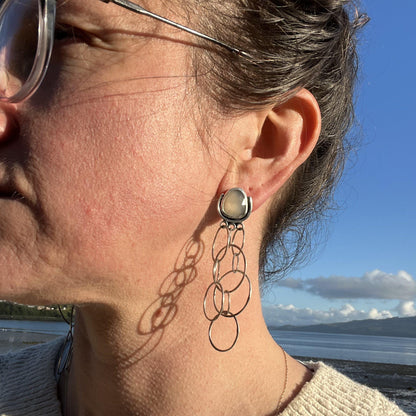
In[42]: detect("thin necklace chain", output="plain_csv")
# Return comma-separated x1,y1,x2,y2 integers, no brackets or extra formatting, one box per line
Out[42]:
275,345,289,414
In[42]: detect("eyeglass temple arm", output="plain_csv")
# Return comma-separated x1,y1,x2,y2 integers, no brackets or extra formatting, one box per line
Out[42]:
98,0,251,58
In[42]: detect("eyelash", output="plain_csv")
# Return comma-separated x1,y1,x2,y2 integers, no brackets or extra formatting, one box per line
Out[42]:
54,23,88,43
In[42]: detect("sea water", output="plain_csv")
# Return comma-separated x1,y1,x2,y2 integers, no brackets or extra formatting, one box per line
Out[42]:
271,329,416,366
1,320,416,366
0,319,68,335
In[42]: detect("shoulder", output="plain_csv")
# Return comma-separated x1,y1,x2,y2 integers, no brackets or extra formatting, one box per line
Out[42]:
281,361,409,416
0,337,65,416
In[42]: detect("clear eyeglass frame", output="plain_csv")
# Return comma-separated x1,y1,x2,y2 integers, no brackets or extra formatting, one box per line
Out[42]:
0,0,55,103
0,0,250,104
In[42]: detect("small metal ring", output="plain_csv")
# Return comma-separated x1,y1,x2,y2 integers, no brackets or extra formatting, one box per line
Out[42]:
232,252,240,273
217,270,252,317
203,281,224,322
211,222,230,262
218,244,247,282
231,224,245,252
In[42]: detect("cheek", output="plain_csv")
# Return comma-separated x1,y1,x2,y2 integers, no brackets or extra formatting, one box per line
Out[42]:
32,98,217,277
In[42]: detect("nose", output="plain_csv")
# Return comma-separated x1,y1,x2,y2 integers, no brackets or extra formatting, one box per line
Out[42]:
0,103,18,144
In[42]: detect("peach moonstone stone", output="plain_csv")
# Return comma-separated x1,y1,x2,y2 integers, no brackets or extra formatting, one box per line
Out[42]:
220,188,249,220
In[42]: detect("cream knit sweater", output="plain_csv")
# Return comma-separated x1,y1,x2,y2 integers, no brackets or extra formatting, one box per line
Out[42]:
0,338,409,416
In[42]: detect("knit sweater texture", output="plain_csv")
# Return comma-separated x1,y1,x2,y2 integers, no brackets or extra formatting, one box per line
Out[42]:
0,338,409,416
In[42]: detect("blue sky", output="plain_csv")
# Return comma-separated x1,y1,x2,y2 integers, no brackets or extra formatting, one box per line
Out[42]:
262,1,416,326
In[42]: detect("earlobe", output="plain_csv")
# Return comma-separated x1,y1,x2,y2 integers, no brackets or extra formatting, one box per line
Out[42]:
223,88,321,211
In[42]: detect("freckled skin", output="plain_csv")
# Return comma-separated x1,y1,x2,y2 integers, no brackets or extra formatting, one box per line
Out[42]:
0,0,227,305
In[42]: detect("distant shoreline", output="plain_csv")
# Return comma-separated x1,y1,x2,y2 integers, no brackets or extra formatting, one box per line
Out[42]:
270,327,416,339
269,315,416,338
0,315,64,322
0,302,72,322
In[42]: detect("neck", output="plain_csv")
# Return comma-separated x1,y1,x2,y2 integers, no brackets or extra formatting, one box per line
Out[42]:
60,293,296,416
58,224,312,416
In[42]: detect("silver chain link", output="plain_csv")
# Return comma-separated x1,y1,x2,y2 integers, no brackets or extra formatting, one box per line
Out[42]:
203,221,252,352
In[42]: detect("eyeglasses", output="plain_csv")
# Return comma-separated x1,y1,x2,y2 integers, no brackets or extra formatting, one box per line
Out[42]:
0,0,249,103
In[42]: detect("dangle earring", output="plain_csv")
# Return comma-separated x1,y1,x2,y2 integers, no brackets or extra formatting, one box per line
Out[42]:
203,188,252,352
55,305,74,383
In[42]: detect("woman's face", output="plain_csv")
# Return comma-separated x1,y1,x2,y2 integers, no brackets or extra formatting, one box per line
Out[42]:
0,0,228,304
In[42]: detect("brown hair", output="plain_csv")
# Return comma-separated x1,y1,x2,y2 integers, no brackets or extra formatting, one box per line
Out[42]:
192,0,368,283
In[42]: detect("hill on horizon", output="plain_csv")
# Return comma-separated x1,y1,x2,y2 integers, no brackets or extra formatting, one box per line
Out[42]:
269,315,416,338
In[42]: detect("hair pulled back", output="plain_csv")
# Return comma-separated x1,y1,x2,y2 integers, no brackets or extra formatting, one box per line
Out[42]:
193,0,367,283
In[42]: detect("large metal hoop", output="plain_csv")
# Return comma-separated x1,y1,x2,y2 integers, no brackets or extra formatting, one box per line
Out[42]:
208,315,239,353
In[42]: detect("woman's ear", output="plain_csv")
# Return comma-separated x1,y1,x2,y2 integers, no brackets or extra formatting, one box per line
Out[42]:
220,88,321,211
